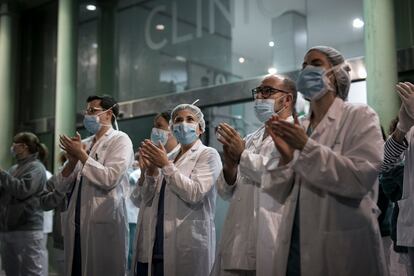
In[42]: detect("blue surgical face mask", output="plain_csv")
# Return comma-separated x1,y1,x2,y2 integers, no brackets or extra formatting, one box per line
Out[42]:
151,128,169,146
173,122,199,145
254,99,275,123
83,115,101,134
296,65,331,101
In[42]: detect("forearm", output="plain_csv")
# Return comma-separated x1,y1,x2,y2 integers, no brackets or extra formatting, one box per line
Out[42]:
61,161,77,177
222,164,237,185
381,132,408,172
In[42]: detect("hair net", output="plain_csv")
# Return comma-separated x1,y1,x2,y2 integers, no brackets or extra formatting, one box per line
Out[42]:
170,101,206,132
307,46,351,100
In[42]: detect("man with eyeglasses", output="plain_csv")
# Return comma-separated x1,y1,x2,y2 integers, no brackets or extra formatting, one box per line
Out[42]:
212,75,297,276
40,95,134,276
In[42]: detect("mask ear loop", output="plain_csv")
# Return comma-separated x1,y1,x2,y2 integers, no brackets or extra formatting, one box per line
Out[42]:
324,64,344,93
113,114,119,130
96,104,119,130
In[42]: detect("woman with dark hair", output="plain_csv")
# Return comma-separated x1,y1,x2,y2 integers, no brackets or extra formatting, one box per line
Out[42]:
0,132,47,276
130,111,179,276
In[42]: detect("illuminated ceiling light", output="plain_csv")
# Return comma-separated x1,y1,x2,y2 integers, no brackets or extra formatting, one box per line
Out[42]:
91,43,98,49
155,24,165,31
238,57,245,63
269,41,275,47
352,18,364,29
86,4,97,11
268,67,277,74
357,67,367,79
176,56,187,62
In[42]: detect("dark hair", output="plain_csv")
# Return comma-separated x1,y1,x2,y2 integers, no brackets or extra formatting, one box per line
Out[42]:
154,111,171,124
87,95,119,123
13,132,46,157
38,143,49,167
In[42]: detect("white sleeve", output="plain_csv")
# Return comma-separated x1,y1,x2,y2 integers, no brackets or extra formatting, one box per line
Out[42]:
162,148,222,204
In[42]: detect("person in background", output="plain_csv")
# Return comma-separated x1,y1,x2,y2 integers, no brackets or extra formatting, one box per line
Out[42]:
40,95,134,276
381,82,414,274
131,111,179,276
264,46,387,275
127,153,141,271
38,144,53,276
0,132,47,276
380,115,413,276
139,103,222,276
211,74,296,276
51,151,67,276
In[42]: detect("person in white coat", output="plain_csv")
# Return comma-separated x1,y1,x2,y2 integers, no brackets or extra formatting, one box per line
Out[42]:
264,46,388,276
381,81,414,273
130,111,179,276
40,95,134,276
139,103,222,276
211,75,296,276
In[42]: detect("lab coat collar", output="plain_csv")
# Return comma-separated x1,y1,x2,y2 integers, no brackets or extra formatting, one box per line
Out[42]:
326,97,344,120
87,127,115,143
302,97,345,134
188,139,202,152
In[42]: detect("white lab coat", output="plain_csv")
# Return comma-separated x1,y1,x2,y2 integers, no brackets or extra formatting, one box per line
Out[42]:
141,139,221,276
213,121,291,276
262,98,388,276
130,145,180,272
397,128,414,247
49,128,134,276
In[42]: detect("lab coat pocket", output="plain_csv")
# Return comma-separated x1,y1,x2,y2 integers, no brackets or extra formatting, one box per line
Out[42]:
91,197,117,223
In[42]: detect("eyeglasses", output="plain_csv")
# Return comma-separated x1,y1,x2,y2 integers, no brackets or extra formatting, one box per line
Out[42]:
84,107,104,115
251,86,289,99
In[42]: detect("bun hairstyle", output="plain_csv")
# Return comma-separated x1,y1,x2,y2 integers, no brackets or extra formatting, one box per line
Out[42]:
13,132,46,158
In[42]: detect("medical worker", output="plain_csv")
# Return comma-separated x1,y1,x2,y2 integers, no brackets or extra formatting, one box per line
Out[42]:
40,95,134,276
139,103,222,276
264,46,388,276
131,111,179,276
212,75,296,276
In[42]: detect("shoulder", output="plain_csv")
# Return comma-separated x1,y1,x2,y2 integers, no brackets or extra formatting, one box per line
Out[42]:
27,159,47,176
342,102,377,116
111,130,133,145
199,144,220,159
342,102,379,123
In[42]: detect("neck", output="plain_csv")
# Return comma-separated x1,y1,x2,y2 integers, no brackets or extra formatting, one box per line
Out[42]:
310,93,335,125
277,107,292,120
180,139,198,154
165,138,178,153
17,151,31,161
95,125,111,141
